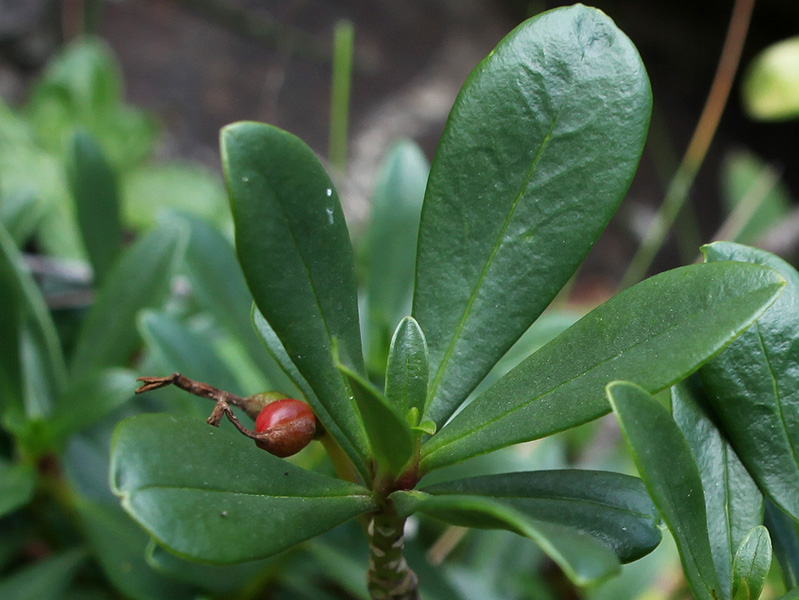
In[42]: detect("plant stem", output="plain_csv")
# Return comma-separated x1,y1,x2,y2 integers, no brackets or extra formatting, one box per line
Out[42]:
620,0,755,289
367,501,419,600
328,20,355,174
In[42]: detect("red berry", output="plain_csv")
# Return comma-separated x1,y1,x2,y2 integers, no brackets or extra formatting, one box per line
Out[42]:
254,398,316,457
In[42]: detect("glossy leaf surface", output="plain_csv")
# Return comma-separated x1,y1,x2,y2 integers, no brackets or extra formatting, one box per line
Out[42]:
111,414,375,563
422,262,784,471
700,242,799,520
385,316,429,426
392,489,620,586
672,377,763,600
70,223,186,379
222,122,369,467
363,141,428,372
608,381,722,600
408,470,660,562
731,526,772,600
67,129,122,285
336,360,414,478
413,5,652,426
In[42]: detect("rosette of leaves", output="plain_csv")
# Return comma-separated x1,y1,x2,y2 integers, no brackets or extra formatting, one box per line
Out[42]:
110,6,786,598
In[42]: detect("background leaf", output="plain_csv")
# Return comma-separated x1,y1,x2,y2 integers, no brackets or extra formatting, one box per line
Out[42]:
421,261,784,471
111,414,375,563
608,381,722,600
700,242,799,520
67,129,123,285
70,223,186,379
0,547,86,600
672,376,763,600
0,459,35,517
362,140,428,375
765,501,799,590
413,5,652,427
742,36,799,121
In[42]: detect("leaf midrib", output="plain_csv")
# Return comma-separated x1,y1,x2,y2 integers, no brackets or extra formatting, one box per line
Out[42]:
125,484,373,502
425,284,769,460
424,115,560,415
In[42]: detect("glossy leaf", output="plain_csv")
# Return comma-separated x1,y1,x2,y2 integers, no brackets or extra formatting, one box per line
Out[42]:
766,501,799,590
67,129,123,285
111,414,376,563
75,499,195,600
363,141,428,372
413,5,652,426
407,470,660,562
392,489,620,586
70,223,187,379
700,242,799,520
0,221,66,420
336,358,414,478
421,261,784,471
732,526,772,600
0,459,35,517
385,316,429,426
672,376,763,600
221,122,369,468
175,212,295,394
0,547,86,600
608,381,722,600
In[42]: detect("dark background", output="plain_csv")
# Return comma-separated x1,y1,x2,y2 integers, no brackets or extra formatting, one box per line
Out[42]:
2,0,797,292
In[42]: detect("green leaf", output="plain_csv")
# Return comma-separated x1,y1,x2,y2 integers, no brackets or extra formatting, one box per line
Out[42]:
385,317,428,426
0,190,42,245
0,459,35,517
408,469,661,562
48,368,137,443
766,501,799,589
413,5,652,426
700,242,799,521
0,221,66,421
67,130,123,285
122,164,229,232
421,261,785,471
111,414,376,563
75,499,195,600
608,381,722,600
776,590,799,600
221,121,369,470
70,223,187,379
742,36,799,121
175,212,296,394
335,357,415,479
139,310,243,417
732,526,772,600
721,150,790,245
362,141,428,372
146,541,273,595
0,547,86,600
672,376,763,600
392,489,620,587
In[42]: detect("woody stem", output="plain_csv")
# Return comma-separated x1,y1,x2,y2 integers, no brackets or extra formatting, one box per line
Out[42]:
367,501,419,600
